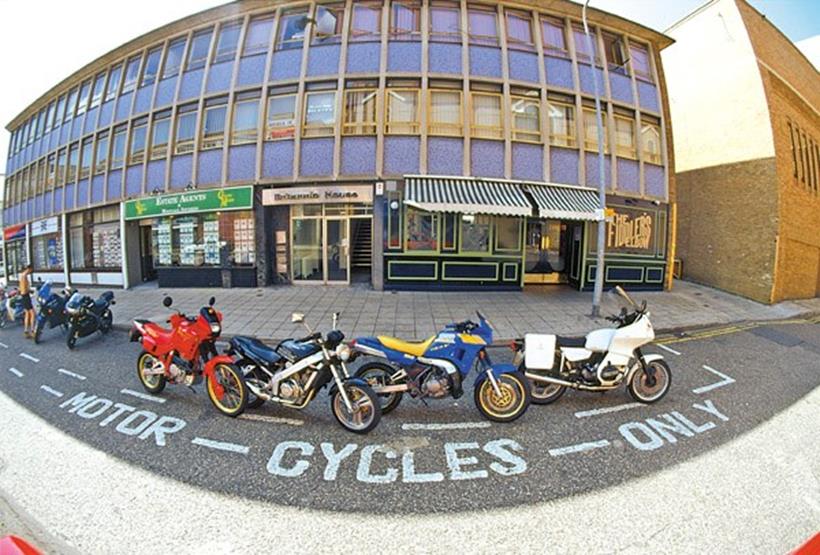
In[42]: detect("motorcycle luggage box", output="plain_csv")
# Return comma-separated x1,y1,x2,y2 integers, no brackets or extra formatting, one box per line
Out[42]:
276,339,321,362
524,334,556,370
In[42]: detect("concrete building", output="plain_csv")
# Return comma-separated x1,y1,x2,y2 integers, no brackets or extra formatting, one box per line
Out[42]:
4,0,674,291
664,0,820,303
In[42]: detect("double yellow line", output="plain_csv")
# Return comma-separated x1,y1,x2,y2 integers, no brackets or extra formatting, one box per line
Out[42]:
656,314,820,346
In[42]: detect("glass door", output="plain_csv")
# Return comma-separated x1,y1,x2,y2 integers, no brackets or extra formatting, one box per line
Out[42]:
524,219,567,284
325,218,350,283
292,217,324,282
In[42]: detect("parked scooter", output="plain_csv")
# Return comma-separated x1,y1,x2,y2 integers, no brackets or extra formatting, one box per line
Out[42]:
351,312,531,423
228,312,382,434
33,281,73,344
130,296,248,417
512,286,671,405
64,290,115,349
0,287,26,329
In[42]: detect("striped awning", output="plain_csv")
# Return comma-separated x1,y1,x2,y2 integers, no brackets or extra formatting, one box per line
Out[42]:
403,176,532,217
525,183,602,221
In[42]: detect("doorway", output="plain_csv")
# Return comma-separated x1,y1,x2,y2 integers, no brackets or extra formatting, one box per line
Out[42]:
524,219,570,284
139,224,157,282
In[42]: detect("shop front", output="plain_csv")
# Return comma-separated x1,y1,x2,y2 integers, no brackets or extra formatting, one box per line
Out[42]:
68,205,124,286
3,224,28,282
30,216,65,284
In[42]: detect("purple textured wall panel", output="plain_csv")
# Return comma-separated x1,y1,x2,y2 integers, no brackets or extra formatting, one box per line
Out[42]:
270,49,303,81
609,72,633,104
237,55,266,86
262,140,294,178
125,165,143,196
106,170,123,200
228,145,257,182
584,153,612,188
388,42,421,73
155,77,177,107
299,138,334,177
384,136,420,176
307,45,340,77
616,158,639,193
471,139,505,178
427,137,463,176
206,61,234,93
346,43,380,74
91,175,105,204
469,46,503,78
508,51,539,83
645,164,665,197
178,70,204,101
98,101,113,128
83,108,99,135
550,147,580,185
54,188,64,214
638,81,660,113
196,149,223,185
146,160,166,189
114,92,133,122
63,183,75,210
77,179,89,207
133,85,153,115
170,154,194,189
578,64,605,96
429,43,462,74
512,143,543,181
341,137,376,175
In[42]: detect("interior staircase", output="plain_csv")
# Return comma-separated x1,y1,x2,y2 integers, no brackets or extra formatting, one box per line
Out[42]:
351,220,372,270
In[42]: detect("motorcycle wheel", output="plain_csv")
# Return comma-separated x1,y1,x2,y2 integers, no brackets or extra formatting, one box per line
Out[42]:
33,322,43,344
206,363,248,417
66,326,78,350
0,316,6,329
474,371,531,423
100,310,113,334
330,383,381,434
355,361,403,414
238,359,266,409
137,351,166,394
628,359,672,404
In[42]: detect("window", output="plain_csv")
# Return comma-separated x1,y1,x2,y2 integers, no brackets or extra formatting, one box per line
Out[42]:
302,91,337,137
541,16,568,56
277,10,309,50
187,29,213,70
506,10,534,50
468,6,498,46
46,154,56,188
122,55,142,93
430,1,461,43
460,214,490,252
175,106,198,154
583,108,608,152
471,93,502,140
67,143,79,183
201,103,227,149
141,48,162,86
231,99,260,145
32,226,63,271
79,139,93,179
405,208,438,251
162,38,186,78
36,159,47,194
129,121,148,165
572,25,599,64
630,42,652,81
428,90,461,136
511,96,541,142
548,101,575,147
90,72,106,108
602,32,627,74
641,120,662,164
615,116,636,158
150,114,171,159
349,2,382,42
313,4,344,44
151,211,255,267
106,65,122,101
214,22,242,63
64,88,79,122
110,127,127,169
384,89,419,135
76,81,92,116
94,133,109,174
343,90,377,135
57,149,67,184
45,102,57,131
35,110,46,139
390,1,420,40
496,217,522,251
266,94,296,140
244,16,274,54
69,207,122,270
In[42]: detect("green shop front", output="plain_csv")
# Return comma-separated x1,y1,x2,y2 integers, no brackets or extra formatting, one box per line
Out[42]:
123,186,257,288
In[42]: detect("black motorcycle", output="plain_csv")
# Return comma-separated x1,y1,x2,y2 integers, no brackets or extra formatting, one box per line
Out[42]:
33,281,73,344
64,290,115,349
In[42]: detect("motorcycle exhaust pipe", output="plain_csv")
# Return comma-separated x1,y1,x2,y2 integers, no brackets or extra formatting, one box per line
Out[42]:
524,371,614,392
246,381,272,401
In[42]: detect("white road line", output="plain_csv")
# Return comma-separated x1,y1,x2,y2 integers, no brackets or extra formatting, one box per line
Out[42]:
120,388,166,404
19,353,40,363
191,437,249,455
0,342,8,349
57,368,87,381
6,368,23,378
656,344,682,356
549,439,611,457
401,422,492,431
692,365,736,395
574,402,643,419
40,385,64,398
239,413,304,426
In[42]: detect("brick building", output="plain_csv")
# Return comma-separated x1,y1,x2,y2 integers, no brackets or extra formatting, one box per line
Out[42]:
663,0,820,303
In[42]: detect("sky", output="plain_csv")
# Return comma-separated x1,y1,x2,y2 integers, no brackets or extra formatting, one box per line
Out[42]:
0,0,818,180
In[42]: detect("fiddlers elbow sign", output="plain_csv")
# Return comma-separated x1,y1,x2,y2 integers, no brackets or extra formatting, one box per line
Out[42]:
263,185,373,206
124,186,253,220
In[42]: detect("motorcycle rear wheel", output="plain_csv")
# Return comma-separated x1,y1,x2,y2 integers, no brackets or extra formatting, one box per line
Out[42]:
137,351,166,394
330,383,381,434
355,362,403,414
238,359,266,409
206,363,248,417
474,371,531,423
100,310,113,334
520,365,567,405
628,360,671,404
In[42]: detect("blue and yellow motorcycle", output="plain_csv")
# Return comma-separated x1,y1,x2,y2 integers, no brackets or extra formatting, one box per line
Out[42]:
351,312,531,423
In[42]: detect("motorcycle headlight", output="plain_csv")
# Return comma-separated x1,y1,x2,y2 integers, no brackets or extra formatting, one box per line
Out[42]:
210,322,221,335
66,306,78,315
335,344,351,362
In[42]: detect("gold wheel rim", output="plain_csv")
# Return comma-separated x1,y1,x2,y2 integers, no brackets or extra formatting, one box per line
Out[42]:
209,365,244,413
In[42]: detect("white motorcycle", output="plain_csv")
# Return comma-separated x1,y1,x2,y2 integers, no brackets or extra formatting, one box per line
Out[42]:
512,286,671,405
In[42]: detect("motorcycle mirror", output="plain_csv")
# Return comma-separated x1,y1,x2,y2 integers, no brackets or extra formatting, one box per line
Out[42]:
162,296,173,308
291,312,305,324
208,297,216,307
332,312,340,329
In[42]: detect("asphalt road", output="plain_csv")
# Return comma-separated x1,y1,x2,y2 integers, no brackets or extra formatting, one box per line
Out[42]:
0,319,818,515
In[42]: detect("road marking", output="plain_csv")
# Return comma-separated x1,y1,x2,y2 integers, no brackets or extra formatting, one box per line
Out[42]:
0,342,8,349
120,388,166,404
549,439,611,457
401,422,492,431
40,385,64,398
656,344,682,356
574,402,643,419
239,413,304,426
6,367,23,378
57,368,87,381
191,437,249,455
19,353,40,363
692,365,735,395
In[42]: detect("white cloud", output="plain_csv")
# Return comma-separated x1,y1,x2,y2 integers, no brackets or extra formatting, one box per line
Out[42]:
796,35,820,70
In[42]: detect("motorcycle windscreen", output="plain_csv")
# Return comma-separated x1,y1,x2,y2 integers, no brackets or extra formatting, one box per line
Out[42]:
605,287,638,315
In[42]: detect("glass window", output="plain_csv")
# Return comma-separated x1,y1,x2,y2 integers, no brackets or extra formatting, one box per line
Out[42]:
615,116,636,158
79,139,93,179
343,90,377,135
385,89,419,135
572,25,599,64
122,55,142,93
266,94,296,140
231,99,260,145
641,121,662,164
150,116,171,159
214,22,242,63
32,231,63,271
512,96,541,142
187,29,213,70
277,10,309,50
496,217,521,251
428,90,461,136
201,104,227,149
390,1,420,40
141,48,162,86
47,154,56,188
506,10,534,50
471,93,502,140
312,4,344,44
548,101,576,147
45,101,57,131
541,16,568,56
76,81,92,116
110,129,127,169
468,6,498,46
35,109,46,139
64,88,78,122
90,72,106,108
69,208,122,270
442,213,457,250
129,123,148,165
57,149,67,184
302,92,337,137
430,1,461,43
175,109,198,154
244,16,274,55
603,32,627,74
349,2,382,42
105,65,122,101
151,211,255,267
583,108,608,153
630,43,652,81
162,38,186,78
460,214,490,252
94,134,109,174
405,208,438,252
67,144,79,183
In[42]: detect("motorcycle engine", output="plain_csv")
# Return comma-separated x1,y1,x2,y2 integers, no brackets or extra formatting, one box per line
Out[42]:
278,377,305,402
169,356,195,386
419,367,451,399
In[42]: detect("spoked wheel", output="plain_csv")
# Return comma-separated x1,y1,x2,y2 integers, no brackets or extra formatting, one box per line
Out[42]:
137,351,166,394
206,363,248,417
66,326,78,350
529,379,567,405
239,359,266,409
33,322,43,344
628,360,672,403
355,362,403,414
100,310,113,334
0,315,7,329
330,383,381,434
474,371,531,423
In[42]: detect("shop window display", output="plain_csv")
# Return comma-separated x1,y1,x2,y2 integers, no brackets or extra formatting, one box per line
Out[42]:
151,211,255,268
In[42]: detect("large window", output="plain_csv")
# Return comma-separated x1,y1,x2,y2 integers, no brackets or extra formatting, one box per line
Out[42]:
110,127,127,170
231,98,260,145
244,16,274,54
390,1,420,40
214,22,242,63
57,149,67,184
583,108,608,153
641,120,662,164
79,139,93,180
90,72,106,109
141,48,162,86
69,207,122,271
428,90,461,136
122,55,142,94
468,6,498,46
630,42,652,81
312,4,344,44
94,133,109,175
201,102,227,150
541,16,568,57
460,214,491,253
430,1,460,42
302,91,337,137
349,2,382,42
162,38,186,78
64,88,78,122
266,94,296,140
496,217,522,251
32,226,63,272
150,113,171,159
129,121,148,165
175,105,198,154
46,154,56,189
385,89,419,135
614,115,636,159
471,93,502,140
343,89,377,135
603,32,628,74
572,25,600,64
548,101,576,147
76,80,92,116
405,209,438,252
187,29,213,70
151,211,255,267
511,96,541,142
277,10,309,50
105,65,122,102
506,10,534,50
67,144,79,184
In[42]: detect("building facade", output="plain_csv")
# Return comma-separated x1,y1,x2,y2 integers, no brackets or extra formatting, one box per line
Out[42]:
664,0,820,303
3,0,674,291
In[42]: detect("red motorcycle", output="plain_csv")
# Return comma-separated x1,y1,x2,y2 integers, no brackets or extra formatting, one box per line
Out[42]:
129,296,248,417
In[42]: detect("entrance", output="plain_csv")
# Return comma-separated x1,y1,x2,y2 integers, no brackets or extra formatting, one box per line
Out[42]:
5,240,28,281
524,219,583,286
139,223,157,282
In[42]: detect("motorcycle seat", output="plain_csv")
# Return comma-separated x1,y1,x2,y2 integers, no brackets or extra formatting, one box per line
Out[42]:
376,336,435,358
142,322,174,342
233,336,282,365
557,336,586,348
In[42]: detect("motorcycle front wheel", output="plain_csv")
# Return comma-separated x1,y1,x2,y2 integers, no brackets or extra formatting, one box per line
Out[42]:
474,371,531,423
137,351,166,394
628,360,672,403
66,325,77,350
33,321,43,344
206,363,248,417
355,361,403,414
100,310,113,334
330,383,381,434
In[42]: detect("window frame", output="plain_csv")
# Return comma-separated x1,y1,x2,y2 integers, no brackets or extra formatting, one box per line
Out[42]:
79,138,94,180
174,107,199,154
230,98,261,145
614,115,637,159
582,108,609,153
94,132,110,175
110,127,127,170
150,114,172,160
128,121,148,165
470,92,504,140
540,15,568,57
427,89,462,136
342,89,378,136
67,143,79,184
429,0,461,43
630,42,653,82
390,1,421,41
187,29,214,71
214,21,242,64
105,65,122,102
140,48,162,87
640,120,662,165
467,5,499,46
90,71,107,109
349,1,383,43
200,103,228,150
162,38,187,79
302,91,338,138
75,80,92,116
277,9,310,50
505,9,535,52
511,95,541,143
404,207,440,253
265,93,297,141
121,55,142,94
244,15,275,54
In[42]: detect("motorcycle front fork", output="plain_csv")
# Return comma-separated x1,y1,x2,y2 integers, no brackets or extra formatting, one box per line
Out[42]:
479,352,504,397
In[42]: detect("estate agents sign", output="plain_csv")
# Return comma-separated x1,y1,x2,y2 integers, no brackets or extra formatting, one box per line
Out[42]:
124,186,253,220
